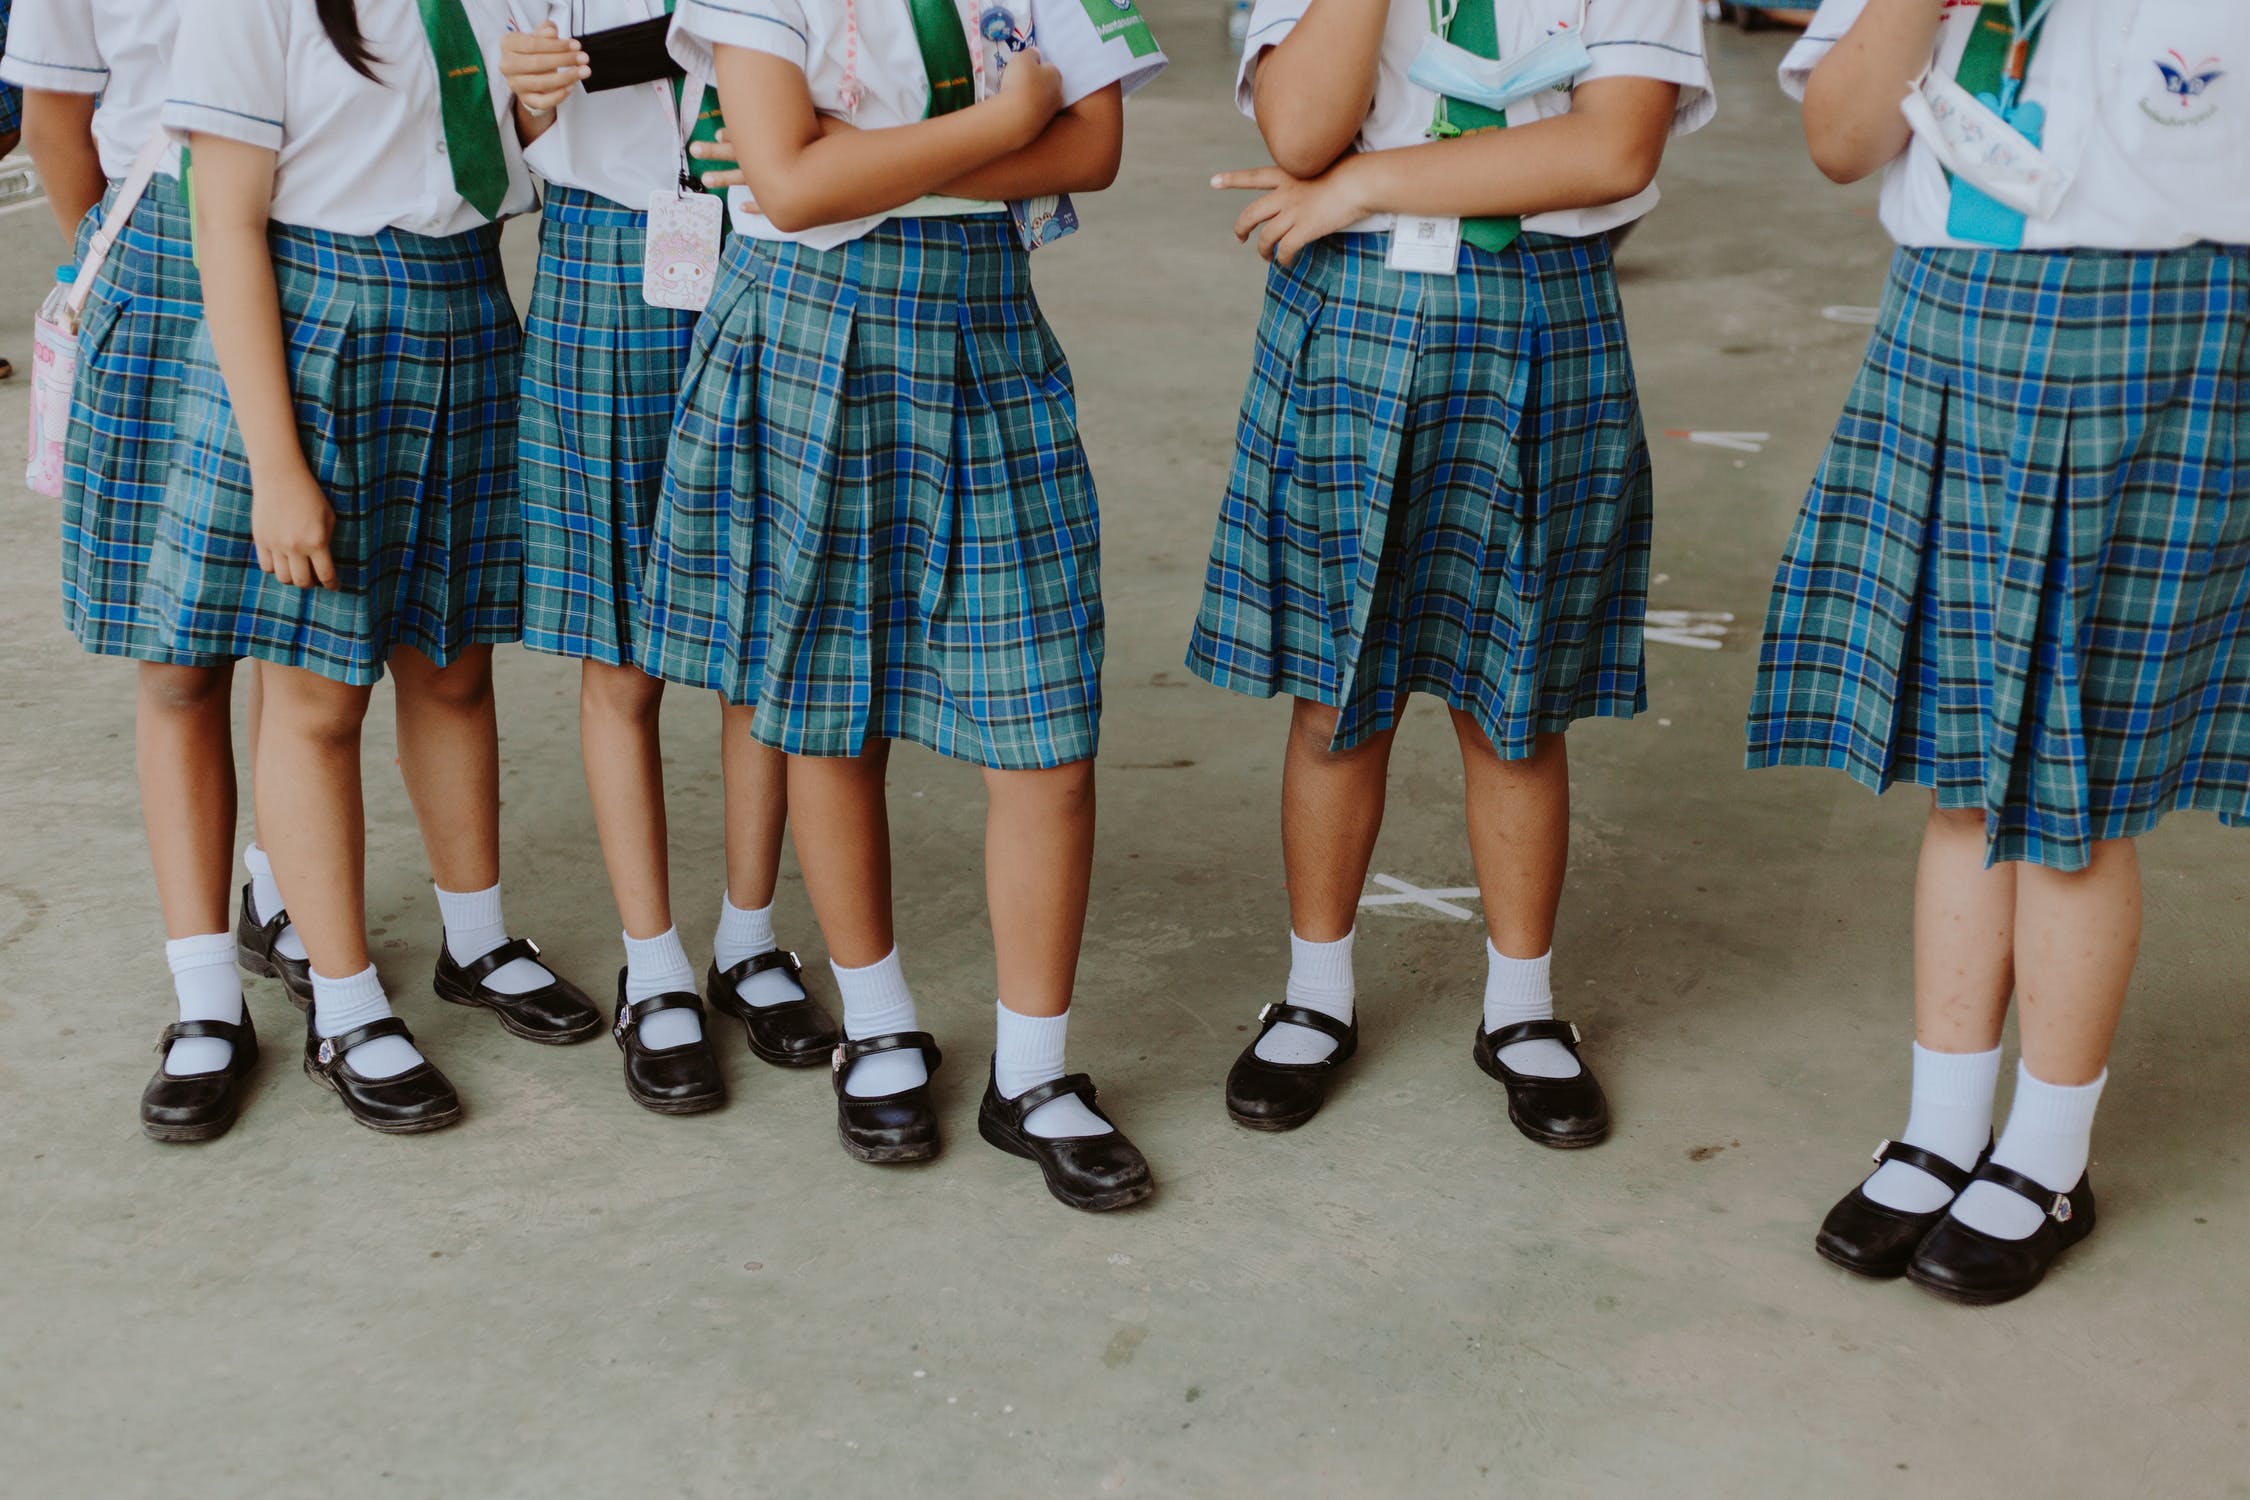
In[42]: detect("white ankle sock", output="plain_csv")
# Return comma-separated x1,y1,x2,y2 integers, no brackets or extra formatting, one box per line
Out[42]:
311,965,425,1080
1254,930,1355,1064
1482,945,1580,1079
622,927,704,1050
714,894,806,1008
436,882,551,995
1950,1063,2105,1240
243,843,306,963
993,1002,1112,1139
1861,1042,2002,1213
833,949,927,1098
165,932,244,1076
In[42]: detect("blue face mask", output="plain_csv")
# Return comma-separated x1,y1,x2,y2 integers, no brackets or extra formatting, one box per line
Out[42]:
1407,23,1592,116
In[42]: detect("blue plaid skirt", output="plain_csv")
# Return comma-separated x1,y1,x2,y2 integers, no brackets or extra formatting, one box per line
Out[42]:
521,185,697,667
1748,245,2250,870
148,223,524,685
0,7,18,139
641,217,1102,769
59,184,222,665
1187,232,1652,754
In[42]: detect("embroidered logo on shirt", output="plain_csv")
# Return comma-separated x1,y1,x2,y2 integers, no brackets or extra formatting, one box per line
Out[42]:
2141,50,2223,127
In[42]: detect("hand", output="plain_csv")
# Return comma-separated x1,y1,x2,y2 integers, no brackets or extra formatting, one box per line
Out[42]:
994,45,1065,147
252,467,339,590
1214,158,1372,267
687,127,747,192
500,23,588,114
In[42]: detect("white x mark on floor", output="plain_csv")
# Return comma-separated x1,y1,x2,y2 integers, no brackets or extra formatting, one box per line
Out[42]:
1358,873,1483,921
1645,609,1735,651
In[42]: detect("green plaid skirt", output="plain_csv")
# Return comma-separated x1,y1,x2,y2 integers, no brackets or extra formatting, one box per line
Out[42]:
640,217,1103,769
1187,232,1652,754
148,223,523,685
1748,245,2250,870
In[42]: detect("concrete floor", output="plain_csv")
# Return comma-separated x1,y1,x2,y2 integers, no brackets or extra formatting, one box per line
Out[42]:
3,12,2247,1497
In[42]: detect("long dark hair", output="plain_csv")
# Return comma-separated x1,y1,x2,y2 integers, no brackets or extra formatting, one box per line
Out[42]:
316,0,380,80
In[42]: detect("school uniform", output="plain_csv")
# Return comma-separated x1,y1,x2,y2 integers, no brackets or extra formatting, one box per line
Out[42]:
0,2,20,140
147,0,538,686
1187,0,1713,755
1748,0,2250,871
645,0,1165,768
0,2,216,665
510,0,711,667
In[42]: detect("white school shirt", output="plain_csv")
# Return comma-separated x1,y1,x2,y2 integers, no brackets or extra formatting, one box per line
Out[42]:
0,0,184,179
1782,0,2250,250
1236,0,1715,239
670,0,1167,248
165,0,537,238
509,0,704,206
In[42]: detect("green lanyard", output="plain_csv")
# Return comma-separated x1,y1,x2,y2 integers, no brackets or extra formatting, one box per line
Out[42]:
1423,0,1519,253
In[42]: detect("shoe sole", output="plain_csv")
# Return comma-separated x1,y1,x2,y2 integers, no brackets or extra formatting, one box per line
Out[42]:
1904,1266,2042,1306
435,984,603,1045
978,1115,1155,1213
238,945,313,1011
1507,1103,1609,1150
625,1083,727,1116
1226,1104,1319,1133
715,1008,832,1069
302,1058,464,1135
837,1120,940,1164
1813,1239,1909,1280
143,1114,238,1144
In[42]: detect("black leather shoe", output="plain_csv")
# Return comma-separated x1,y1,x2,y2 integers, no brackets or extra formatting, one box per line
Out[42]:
977,1064,1153,1213
1224,1003,1358,1132
613,973,726,1115
1908,1163,2096,1306
433,937,602,1044
832,1032,943,1164
236,880,313,1011
141,1012,260,1143
1816,1138,1983,1278
303,1012,463,1134
1472,1019,1610,1148
706,952,840,1068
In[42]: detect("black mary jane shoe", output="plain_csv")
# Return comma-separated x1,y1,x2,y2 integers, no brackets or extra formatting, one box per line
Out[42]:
236,880,314,1011
1815,1138,1982,1279
831,1032,944,1164
433,937,603,1045
303,1012,463,1135
1472,1019,1610,1149
141,1012,261,1143
1224,1003,1359,1132
613,974,727,1116
977,1064,1154,1214
706,952,840,1068
1907,1163,2097,1307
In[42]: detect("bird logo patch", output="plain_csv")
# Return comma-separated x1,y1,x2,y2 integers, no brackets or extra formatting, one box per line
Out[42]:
2142,50,2223,127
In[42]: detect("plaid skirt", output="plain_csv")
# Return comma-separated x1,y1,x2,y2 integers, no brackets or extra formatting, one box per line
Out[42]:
59,184,222,665
1187,232,1652,754
521,185,697,667
1747,245,2250,870
640,216,1102,769
0,8,17,139
148,223,523,685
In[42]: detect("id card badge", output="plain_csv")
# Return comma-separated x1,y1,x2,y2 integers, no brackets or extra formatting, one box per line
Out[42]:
644,188,724,310
1386,214,1462,275
1013,194,1080,251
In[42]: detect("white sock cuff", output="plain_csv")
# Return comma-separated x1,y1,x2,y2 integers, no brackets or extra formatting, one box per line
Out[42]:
2007,1063,2108,1134
623,926,694,973
310,965,391,1035
244,843,273,878
1910,1041,2004,1107
832,948,917,1037
165,931,236,973
994,1002,1069,1070
1287,930,1355,995
1484,943,1553,1007
435,882,505,931
718,894,778,945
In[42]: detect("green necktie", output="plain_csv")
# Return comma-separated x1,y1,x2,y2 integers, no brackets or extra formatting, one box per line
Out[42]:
416,0,511,219
1446,0,1520,254
906,0,977,117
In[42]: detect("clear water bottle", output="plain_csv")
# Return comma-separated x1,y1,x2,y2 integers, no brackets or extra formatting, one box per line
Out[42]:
1227,0,1250,51
37,262,78,327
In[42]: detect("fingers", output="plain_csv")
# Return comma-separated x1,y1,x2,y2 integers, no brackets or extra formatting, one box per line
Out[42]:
1211,168,1287,193
1231,192,1283,243
309,545,339,591
701,170,748,192
255,543,277,578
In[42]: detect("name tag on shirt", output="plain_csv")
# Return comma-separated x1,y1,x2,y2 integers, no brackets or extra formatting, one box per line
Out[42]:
644,190,725,311
1386,214,1462,275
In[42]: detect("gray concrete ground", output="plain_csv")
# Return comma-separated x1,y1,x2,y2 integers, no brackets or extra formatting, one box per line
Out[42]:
2,12,2246,1497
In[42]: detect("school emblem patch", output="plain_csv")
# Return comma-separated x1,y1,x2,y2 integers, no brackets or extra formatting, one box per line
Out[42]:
2141,49,2223,127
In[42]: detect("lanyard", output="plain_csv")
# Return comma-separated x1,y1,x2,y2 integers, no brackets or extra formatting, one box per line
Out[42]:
1998,0,2057,112
1425,0,1465,137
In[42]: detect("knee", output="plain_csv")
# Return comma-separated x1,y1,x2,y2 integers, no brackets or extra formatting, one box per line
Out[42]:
1927,804,1987,838
397,649,494,713
138,662,233,717
582,662,664,724
266,675,369,748
1288,698,1348,756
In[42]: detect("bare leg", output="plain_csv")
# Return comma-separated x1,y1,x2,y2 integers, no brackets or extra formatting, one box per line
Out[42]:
788,741,894,968
389,644,501,894
1454,720,1569,960
1281,698,1398,942
254,665,376,979
722,703,789,911
137,662,239,940
581,660,672,939
983,760,1096,1018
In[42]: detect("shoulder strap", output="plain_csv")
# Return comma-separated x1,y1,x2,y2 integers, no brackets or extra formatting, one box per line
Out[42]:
68,133,172,322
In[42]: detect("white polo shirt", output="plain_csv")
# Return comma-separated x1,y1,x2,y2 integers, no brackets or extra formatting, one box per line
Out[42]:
510,0,705,207
670,0,1167,248
0,0,184,179
1236,0,1716,239
166,0,538,238
1783,0,2250,250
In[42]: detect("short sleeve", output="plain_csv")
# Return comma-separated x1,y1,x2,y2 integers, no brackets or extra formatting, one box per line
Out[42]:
1779,0,1867,101
1233,0,1311,120
0,0,109,95
670,0,809,80
1578,0,1716,136
165,0,290,151
1029,0,1167,106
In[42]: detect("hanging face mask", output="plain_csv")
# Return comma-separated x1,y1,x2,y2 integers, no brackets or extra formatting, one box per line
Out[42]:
1900,70,2074,223
1406,24,1592,116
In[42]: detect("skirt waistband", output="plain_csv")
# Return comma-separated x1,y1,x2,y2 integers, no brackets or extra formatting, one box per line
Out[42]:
540,182,653,230
267,219,506,287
